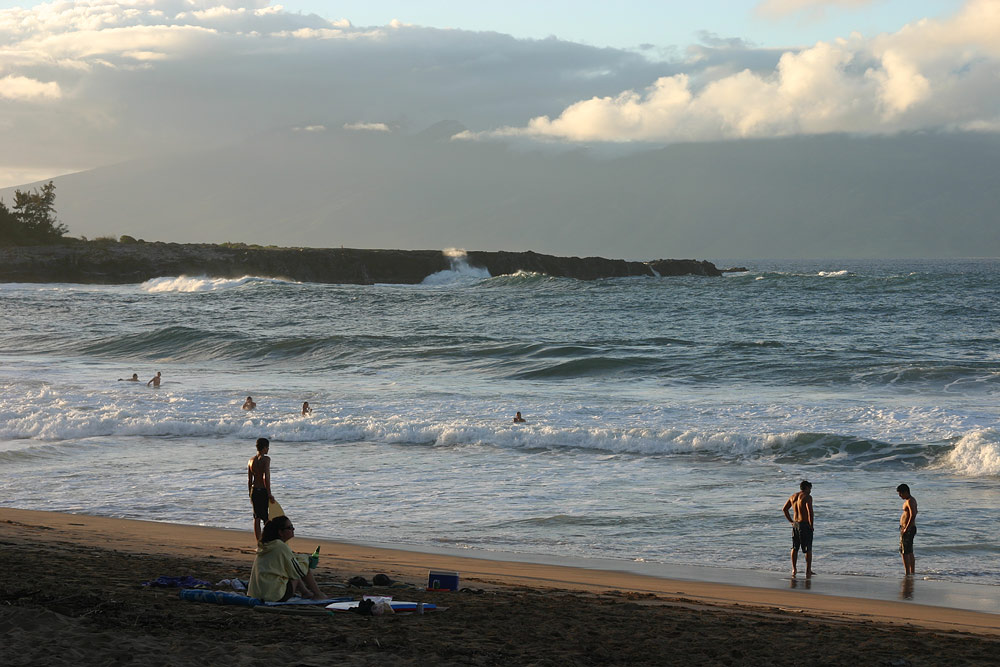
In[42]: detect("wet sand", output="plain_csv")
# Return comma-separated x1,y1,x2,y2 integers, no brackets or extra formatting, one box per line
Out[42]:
1,507,997,666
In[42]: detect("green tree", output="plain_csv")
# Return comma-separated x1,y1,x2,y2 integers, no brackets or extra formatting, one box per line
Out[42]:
0,199,21,244
0,181,68,245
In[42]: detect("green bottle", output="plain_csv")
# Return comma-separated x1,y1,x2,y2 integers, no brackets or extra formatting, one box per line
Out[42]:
308,545,320,570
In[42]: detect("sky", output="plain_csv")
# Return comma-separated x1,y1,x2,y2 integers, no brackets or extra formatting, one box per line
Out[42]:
0,1,965,53
0,1,996,190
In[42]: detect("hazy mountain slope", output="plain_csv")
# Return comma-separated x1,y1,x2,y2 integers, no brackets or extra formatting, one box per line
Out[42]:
5,129,997,259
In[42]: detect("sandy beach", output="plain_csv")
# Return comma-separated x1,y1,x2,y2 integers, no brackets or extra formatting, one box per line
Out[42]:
1,507,997,666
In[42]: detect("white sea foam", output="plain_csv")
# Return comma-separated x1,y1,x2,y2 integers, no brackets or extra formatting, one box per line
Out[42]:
0,392,932,468
817,270,850,277
944,429,1000,477
141,275,296,292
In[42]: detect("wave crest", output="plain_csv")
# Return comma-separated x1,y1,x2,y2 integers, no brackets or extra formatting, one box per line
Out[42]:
0,402,971,474
141,275,297,292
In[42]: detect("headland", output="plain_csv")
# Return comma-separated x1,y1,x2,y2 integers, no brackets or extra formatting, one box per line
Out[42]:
0,241,722,284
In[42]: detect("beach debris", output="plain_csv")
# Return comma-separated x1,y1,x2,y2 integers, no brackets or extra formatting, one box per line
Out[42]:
347,576,372,588
215,578,247,591
352,598,375,615
372,573,394,586
327,599,440,614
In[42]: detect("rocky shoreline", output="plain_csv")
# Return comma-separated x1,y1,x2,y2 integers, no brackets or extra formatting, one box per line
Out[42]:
0,242,723,284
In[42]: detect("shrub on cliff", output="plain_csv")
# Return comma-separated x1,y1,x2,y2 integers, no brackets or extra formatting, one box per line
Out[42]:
0,181,69,246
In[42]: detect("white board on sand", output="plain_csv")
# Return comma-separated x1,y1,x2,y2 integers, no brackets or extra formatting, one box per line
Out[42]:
325,601,437,612
268,498,284,519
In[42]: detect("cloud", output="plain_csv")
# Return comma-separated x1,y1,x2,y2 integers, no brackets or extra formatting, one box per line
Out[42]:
343,122,391,132
476,0,1000,142
19,24,219,60
694,31,757,50
1,0,997,185
0,0,669,178
0,74,61,100
756,0,877,19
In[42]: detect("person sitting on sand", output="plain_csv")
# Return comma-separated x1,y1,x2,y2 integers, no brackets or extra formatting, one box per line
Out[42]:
301,401,312,416
147,372,161,388
513,411,526,423
119,373,139,382
782,480,815,577
242,396,256,411
248,515,326,602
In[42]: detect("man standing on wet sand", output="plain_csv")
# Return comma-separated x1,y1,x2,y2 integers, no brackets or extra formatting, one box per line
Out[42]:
782,480,815,576
897,483,917,575
248,437,274,542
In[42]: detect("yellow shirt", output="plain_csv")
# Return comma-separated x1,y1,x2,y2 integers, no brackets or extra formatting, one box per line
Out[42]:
247,539,308,602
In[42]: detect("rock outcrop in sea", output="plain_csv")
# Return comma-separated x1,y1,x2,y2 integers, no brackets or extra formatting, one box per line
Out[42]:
0,242,722,284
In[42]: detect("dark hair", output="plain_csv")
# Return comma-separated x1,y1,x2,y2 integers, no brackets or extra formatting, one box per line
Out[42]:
800,480,812,491
896,483,910,495
256,437,269,452
261,515,291,543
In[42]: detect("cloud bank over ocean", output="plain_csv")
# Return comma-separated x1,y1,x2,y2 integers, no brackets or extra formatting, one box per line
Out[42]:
2,1,997,258
0,0,666,182
2,0,998,184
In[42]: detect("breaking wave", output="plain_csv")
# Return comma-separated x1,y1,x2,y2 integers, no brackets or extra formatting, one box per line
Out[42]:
0,397,981,475
942,429,1000,477
420,249,491,286
141,275,298,292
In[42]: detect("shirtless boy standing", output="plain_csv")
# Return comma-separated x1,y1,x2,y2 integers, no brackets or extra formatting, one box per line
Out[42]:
897,483,917,575
248,437,274,541
782,480,815,576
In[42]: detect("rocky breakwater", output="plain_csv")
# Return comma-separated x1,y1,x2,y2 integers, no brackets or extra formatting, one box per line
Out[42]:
468,251,721,280
0,242,722,284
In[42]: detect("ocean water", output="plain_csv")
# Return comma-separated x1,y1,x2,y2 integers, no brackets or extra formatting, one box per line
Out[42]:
1,257,998,588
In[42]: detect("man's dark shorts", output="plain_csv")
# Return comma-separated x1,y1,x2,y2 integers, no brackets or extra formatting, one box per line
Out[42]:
792,522,813,553
900,525,916,554
251,487,269,521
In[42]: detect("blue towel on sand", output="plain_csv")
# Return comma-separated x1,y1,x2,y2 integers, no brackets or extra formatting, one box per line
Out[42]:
179,589,261,606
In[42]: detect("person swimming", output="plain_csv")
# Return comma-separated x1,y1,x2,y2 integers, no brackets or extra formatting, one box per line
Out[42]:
147,372,161,387
513,411,526,423
301,401,312,416
242,396,257,411
119,373,139,382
